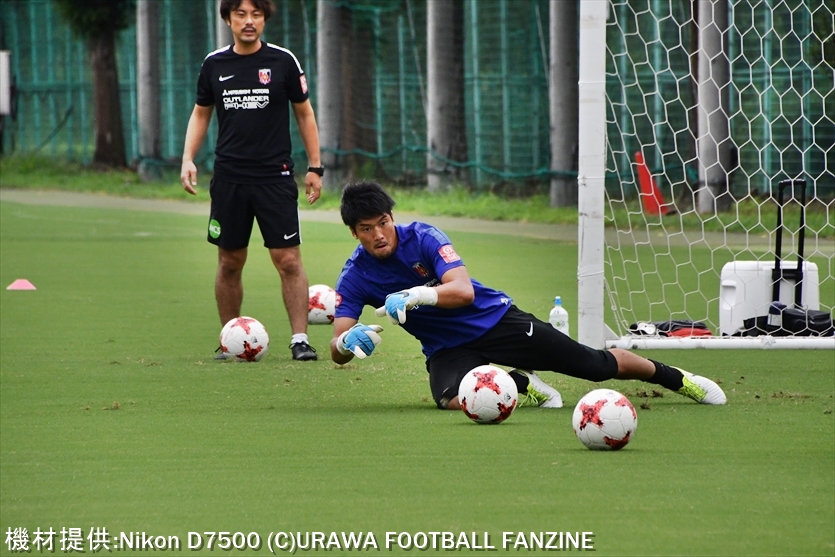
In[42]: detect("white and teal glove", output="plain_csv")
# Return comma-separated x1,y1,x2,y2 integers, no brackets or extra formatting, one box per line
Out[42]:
375,286,439,325
336,323,384,359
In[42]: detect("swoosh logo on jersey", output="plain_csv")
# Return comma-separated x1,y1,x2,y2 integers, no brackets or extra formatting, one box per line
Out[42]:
219,75,234,81
284,232,298,240
526,322,534,336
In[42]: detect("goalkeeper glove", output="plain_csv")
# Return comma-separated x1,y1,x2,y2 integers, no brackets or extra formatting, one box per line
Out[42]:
375,286,439,325
336,323,384,359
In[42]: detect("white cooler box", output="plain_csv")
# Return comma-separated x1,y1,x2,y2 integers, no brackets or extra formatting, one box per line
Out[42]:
719,261,820,336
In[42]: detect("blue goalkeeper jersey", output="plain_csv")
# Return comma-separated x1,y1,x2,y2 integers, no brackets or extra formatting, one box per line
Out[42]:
334,222,512,359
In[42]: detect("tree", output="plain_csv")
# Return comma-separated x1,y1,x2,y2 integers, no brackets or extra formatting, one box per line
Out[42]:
696,0,732,214
136,0,161,181
53,0,135,167
549,0,579,207
426,0,466,192
316,0,347,191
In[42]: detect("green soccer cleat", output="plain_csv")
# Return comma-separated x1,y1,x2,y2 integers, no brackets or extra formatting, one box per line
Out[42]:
512,370,563,408
676,368,727,405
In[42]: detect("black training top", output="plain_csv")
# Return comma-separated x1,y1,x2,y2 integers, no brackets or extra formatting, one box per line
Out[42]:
196,41,309,182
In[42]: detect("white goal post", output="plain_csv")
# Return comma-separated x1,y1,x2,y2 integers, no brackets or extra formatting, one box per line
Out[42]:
577,0,834,350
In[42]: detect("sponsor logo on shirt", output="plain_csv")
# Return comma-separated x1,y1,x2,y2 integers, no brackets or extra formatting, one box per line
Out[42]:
300,74,308,94
222,88,270,110
259,68,271,85
438,245,461,264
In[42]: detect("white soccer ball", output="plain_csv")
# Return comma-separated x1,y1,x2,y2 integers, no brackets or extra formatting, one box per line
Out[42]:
219,316,269,362
308,284,340,325
572,388,637,450
458,365,518,424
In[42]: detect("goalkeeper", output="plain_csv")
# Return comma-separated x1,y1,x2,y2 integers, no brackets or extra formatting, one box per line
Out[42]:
330,181,726,410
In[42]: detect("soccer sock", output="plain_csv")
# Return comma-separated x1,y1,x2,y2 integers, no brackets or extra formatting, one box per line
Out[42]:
509,370,530,393
291,333,310,345
644,360,684,391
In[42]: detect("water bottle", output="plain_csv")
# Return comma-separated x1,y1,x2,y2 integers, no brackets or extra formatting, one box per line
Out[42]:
549,296,570,336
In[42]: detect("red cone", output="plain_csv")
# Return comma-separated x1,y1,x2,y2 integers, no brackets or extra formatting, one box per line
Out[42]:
635,152,672,216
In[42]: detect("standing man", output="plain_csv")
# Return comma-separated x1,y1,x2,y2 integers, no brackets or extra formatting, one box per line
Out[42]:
330,181,727,409
181,0,322,361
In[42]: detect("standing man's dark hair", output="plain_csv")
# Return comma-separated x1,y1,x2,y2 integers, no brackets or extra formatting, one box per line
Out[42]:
219,0,275,22
180,0,323,361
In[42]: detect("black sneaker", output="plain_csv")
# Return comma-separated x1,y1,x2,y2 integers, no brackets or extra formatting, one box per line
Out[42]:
290,341,318,361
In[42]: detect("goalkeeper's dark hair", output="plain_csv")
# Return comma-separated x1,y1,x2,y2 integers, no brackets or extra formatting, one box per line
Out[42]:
340,181,396,228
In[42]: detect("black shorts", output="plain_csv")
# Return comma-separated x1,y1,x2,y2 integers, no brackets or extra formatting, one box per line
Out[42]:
426,306,618,408
207,176,301,250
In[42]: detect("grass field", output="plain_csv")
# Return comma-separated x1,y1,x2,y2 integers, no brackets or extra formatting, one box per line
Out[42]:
1,155,832,237
1,197,833,556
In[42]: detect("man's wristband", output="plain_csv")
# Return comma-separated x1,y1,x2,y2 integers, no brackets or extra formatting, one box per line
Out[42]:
307,166,325,176
335,331,351,356
409,286,438,306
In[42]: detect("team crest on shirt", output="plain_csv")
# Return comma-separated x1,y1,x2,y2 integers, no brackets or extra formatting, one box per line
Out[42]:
412,262,429,278
438,245,461,263
259,68,271,85
300,74,308,94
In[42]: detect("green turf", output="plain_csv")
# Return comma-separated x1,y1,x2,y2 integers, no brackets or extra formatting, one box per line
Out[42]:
1,200,833,556
3,155,833,237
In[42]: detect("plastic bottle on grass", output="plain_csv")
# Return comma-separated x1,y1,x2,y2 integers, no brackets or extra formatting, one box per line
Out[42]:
549,296,570,336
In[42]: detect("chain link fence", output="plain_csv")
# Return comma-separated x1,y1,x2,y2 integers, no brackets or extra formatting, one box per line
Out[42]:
0,0,556,190
1,0,831,193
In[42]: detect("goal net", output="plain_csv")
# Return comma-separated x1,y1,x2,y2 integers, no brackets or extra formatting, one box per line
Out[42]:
577,0,834,349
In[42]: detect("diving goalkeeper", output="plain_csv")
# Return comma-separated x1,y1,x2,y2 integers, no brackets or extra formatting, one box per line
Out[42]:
329,181,726,410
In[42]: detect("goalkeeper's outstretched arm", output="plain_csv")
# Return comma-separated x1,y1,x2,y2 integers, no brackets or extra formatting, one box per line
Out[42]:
375,265,476,325
425,266,475,308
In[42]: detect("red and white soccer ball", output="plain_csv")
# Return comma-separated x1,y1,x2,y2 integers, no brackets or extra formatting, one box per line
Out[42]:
308,284,340,325
458,365,518,424
219,316,269,362
572,389,637,450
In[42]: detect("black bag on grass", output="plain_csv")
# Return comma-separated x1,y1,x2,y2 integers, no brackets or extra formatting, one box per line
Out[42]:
734,179,834,338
